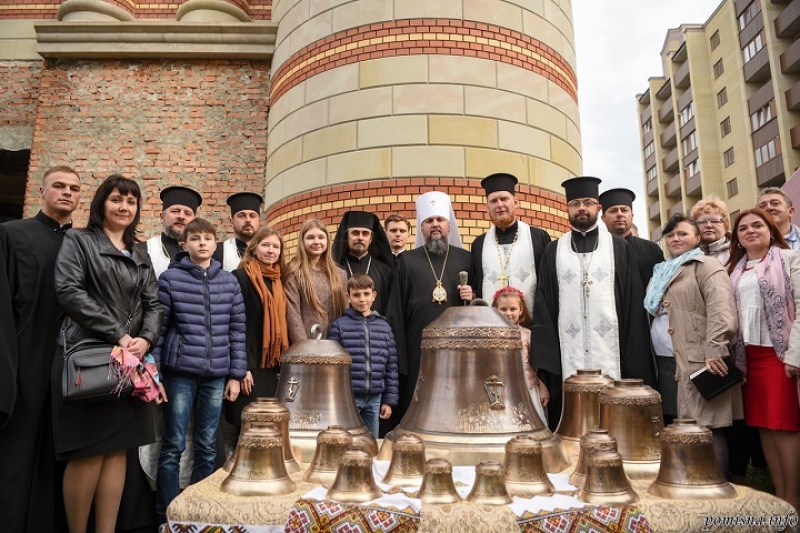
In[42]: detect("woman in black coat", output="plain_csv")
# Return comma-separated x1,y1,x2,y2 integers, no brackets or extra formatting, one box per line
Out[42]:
53,175,164,533
225,226,289,428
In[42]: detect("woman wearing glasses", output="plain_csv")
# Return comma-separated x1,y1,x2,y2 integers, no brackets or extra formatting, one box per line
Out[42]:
689,195,731,267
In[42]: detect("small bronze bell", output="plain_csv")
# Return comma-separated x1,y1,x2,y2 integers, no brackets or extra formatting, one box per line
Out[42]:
417,459,462,504
599,379,662,480
648,419,737,500
556,369,614,456
224,397,300,474
578,450,639,505
382,433,426,487
504,435,555,497
303,425,353,487
466,461,513,505
220,422,297,496
327,447,382,503
569,428,617,489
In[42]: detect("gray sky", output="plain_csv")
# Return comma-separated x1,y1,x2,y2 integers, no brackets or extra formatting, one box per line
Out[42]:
572,0,723,233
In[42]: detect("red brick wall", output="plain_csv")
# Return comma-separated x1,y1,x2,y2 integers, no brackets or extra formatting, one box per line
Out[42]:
0,1,59,20
27,58,270,237
0,61,42,127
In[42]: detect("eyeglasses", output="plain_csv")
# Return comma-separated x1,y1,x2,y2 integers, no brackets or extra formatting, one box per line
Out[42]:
695,218,724,226
567,199,599,209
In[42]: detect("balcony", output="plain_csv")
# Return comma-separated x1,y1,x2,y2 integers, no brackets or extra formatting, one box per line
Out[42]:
786,80,800,110
748,80,774,113
674,61,691,88
791,124,800,148
757,157,786,187
679,116,696,140
662,147,680,172
776,0,800,38
643,128,654,147
736,0,755,15
665,174,682,198
686,171,702,196
649,200,661,221
668,200,684,218
740,11,765,48
647,175,660,196
753,118,780,147
661,121,677,147
744,46,771,83
641,105,652,123
780,36,800,72
650,226,663,242
658,98,675,123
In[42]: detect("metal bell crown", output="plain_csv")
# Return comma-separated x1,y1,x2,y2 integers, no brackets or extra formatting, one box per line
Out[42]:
504,435,555,497
556,369,614,456
382,433,426,487
467,461,513,505
303,425,353,487
569,428,618,489
417,459,462,504
327,446,382,503
220,422,297,496
578,450,639,505
224,397,300,474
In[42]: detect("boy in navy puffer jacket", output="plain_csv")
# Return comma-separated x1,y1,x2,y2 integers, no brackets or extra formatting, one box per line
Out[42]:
328,273,399,437
153,218,247,525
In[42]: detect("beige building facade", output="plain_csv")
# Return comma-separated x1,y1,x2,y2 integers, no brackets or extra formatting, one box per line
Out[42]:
637,0,800,241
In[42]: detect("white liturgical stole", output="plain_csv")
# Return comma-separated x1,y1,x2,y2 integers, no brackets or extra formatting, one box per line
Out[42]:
222,237,241,272
146,236,171,278
481,221,536,310
555,224,620,380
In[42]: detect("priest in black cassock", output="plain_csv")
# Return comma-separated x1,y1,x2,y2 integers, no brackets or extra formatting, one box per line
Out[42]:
599,188,664,291
213,192,263,272
332,210,395,315
388,191,473,420
531,177,655,430
471,173,551,309
137,185,201,277
0,165,82,533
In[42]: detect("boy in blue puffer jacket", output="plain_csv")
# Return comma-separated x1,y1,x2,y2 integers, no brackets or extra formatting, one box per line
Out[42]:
328,273,399,437
152,218,247,525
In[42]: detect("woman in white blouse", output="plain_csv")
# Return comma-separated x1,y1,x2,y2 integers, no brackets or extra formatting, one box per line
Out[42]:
728,208,800,510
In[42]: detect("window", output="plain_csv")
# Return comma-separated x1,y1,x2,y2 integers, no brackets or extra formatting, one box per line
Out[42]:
642,118,652,134
717,87,728,108
754,139,778,167
724,148,735,167
710,30,721,51
751,101,774,131
644,141,655,158
727,178,739,198
647,166,658,182
743,33,764,63
713,59,725,79
721,117,732,137
738,2,758,31
679,102,694,127
682,131,697,155
685,159,700,179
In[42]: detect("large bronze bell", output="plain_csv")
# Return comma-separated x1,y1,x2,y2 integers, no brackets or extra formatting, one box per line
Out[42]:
382,433,426,487
379,303,569,472
303,425,353,487
556,370,614,456
276,327,377,462
417,459,462,504
220,422,297,496
648,419,737,500
569,429,617,489
599,379,662,480
327,446,382,503
578,450,639,505
504,435,555,497
224,397,300,474
467,461,513,505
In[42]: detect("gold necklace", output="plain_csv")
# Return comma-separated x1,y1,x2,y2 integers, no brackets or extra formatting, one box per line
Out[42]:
494,227,519,287
423,244,450,305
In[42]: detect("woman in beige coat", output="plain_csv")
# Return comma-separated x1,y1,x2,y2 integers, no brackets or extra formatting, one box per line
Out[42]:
644,214,742,478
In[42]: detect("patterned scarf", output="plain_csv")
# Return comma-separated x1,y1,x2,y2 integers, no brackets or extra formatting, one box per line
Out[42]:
644,248,703,316
244,259,289,369
729,245,795,372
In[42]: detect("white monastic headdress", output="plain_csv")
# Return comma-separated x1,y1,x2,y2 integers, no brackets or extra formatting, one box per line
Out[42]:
413,191,463,249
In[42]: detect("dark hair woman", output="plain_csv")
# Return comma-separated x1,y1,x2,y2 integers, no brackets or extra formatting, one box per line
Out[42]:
53,175,165,533
643,213,741,478
728,208,800,510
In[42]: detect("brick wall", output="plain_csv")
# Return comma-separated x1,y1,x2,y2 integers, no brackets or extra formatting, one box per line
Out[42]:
27,58,270,237
0,61,41,127
0,0,59,19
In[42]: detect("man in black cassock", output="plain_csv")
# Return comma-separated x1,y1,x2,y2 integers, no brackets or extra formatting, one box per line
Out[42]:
332,210,395,315
471,173,550,308
213,192,263,271
137,185,201,277
531,177,655,430
0,165,82,533
599,188,663,291
389,191,473,420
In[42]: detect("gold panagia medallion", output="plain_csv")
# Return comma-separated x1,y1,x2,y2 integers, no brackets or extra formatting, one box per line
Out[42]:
432,282,447,304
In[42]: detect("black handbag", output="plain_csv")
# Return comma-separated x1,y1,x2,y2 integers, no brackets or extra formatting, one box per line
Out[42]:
62,340,134,404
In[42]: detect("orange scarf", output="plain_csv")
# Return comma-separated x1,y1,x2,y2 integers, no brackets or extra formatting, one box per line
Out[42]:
244,259,289,368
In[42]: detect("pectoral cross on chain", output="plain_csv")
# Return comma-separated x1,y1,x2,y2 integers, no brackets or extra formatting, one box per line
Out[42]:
581,272,592,315
498,272,510,287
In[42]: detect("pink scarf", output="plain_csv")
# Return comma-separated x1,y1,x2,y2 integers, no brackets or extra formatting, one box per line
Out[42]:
730,245,795,372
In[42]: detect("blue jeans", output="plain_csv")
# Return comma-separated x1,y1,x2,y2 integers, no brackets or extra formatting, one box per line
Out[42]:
355,393,381,438
156,373,225,522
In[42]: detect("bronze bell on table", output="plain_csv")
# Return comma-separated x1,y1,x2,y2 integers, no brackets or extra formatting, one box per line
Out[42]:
417,459,462,504
504,435,555,497
556,369,614,456
648,419,737,500
382,433,426,487
599,379,662,480
578,450,639,505
327,446,382,503
569,428,617,489
276,325,377,462
303,425,353,487
224,397,300,474
467,461,513,505
379,303,569,473
220,422,297,496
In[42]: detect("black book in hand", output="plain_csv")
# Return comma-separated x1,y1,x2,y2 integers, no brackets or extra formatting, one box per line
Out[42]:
690,357,744,402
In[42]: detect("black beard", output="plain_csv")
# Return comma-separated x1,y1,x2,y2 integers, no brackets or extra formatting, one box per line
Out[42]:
425,236,449,255
570,214,597,231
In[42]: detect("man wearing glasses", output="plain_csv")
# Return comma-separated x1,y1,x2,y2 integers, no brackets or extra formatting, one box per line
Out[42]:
531,177,654,429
